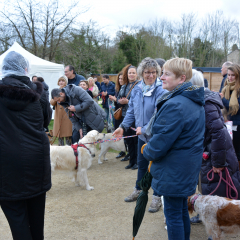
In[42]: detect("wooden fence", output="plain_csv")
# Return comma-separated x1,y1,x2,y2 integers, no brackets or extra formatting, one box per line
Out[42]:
93,70,223,92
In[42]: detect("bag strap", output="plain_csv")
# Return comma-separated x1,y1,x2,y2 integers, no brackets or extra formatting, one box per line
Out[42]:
126,80,139,99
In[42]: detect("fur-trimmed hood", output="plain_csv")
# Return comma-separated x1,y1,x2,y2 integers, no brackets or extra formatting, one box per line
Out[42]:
0,76,43,111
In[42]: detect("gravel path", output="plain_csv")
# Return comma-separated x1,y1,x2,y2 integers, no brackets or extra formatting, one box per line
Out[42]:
0,150,239,240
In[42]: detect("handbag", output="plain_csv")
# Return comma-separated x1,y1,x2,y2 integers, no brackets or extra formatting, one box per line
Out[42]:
114,107,122,120
114,80,139,120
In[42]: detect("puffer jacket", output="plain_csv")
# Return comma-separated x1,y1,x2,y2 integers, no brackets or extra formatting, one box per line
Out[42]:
62,84,106,132
0,76,51,201
143,82,205,197
201,89,240,198
42,81,49,100
120,78,167,142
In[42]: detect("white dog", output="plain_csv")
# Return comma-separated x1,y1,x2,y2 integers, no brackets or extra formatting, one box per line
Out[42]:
50,130,100,190
97,133,126,164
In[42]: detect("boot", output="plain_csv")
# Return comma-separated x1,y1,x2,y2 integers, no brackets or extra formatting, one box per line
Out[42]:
124,188,142,202
148,195,162,213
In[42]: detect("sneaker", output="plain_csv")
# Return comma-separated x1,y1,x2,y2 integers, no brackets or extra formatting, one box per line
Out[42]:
124,188,142,202
148,195,162,213
190,214,202,224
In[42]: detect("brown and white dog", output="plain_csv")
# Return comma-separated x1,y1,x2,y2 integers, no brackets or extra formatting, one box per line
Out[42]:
188,194,240,240
50,130,100,190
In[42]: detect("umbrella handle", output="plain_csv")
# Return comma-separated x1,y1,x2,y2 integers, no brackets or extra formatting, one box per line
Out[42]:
140,143,152,173
148,161,152,173
141,143,147,154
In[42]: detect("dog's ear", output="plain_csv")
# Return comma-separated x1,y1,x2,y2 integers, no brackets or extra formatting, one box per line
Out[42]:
187,195,194,214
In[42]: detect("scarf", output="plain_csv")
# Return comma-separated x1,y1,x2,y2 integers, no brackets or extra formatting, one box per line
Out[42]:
142,80,152,94
221,79,239,116
145,82,199,136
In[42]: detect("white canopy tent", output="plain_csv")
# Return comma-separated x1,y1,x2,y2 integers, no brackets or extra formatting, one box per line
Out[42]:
0,42,64,101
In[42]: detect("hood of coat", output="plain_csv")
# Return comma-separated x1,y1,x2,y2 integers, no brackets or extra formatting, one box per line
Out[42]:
0,76,43,111
62,84,79,99
157,82,205,110
204,88,223,109
42,81,49,91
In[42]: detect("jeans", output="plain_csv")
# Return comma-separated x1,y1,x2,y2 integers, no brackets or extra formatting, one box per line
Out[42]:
136,138,158,196
104,108,114,126
72,129,80,144
163,196,190,240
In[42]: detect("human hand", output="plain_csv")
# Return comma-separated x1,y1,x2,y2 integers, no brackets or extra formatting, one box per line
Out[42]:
68,105,76,112
136,127,142,135
219,93,224,99
109,95,116,102
113,127,124,138
212,166,224,173
118,97,129,104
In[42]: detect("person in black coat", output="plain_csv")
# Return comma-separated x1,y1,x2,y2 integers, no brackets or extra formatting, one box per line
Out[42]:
190,69,240,225
0,51,52,240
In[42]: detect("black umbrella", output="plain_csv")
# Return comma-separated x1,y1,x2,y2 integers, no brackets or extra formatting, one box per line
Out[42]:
132,144,153,240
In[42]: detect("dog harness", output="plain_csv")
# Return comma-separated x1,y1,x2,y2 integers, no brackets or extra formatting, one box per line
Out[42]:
71,143,92,169
190,194,201,211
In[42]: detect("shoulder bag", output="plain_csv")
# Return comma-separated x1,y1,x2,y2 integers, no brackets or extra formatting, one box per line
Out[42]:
114,81,139,120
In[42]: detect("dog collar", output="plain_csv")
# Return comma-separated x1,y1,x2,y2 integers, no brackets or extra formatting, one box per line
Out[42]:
191,194,201,211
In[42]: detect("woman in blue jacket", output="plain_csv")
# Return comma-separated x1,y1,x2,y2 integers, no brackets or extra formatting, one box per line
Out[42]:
143,58,205,240
113,57,167,213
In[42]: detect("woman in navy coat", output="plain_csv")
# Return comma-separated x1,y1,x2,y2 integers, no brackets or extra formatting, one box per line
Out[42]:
143,58,205,240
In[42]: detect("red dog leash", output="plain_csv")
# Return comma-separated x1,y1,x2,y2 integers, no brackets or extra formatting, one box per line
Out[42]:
207,167,238,199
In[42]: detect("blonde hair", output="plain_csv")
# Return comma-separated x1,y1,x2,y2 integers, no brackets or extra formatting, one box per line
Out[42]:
163,58,192,82
57,75,68,86
87,77,94,87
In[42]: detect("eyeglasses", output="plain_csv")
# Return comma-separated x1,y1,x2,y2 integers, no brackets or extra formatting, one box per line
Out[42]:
144,71,157,76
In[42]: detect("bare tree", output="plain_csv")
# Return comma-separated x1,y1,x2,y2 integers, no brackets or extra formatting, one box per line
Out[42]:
0,0,89,60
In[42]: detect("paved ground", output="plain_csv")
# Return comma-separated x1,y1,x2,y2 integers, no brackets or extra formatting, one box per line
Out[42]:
0,150,239,240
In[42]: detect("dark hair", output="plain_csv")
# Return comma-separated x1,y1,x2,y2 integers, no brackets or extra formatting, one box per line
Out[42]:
122,64,137,84
37,77,44,82
115,72,123,92
196,68,204,74
155,58,166,68
66,65,76,74
51,88,63,99
102,74,109,79
32,75,37,80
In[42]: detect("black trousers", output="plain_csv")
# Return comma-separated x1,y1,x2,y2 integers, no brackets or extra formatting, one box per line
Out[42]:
233,126,240,162
124,123,138,166
0,192,46,240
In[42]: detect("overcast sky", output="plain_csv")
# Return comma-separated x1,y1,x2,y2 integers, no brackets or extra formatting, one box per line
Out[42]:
80,0,240,37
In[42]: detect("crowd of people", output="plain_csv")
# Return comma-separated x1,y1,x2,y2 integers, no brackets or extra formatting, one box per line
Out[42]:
1,50,240,240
